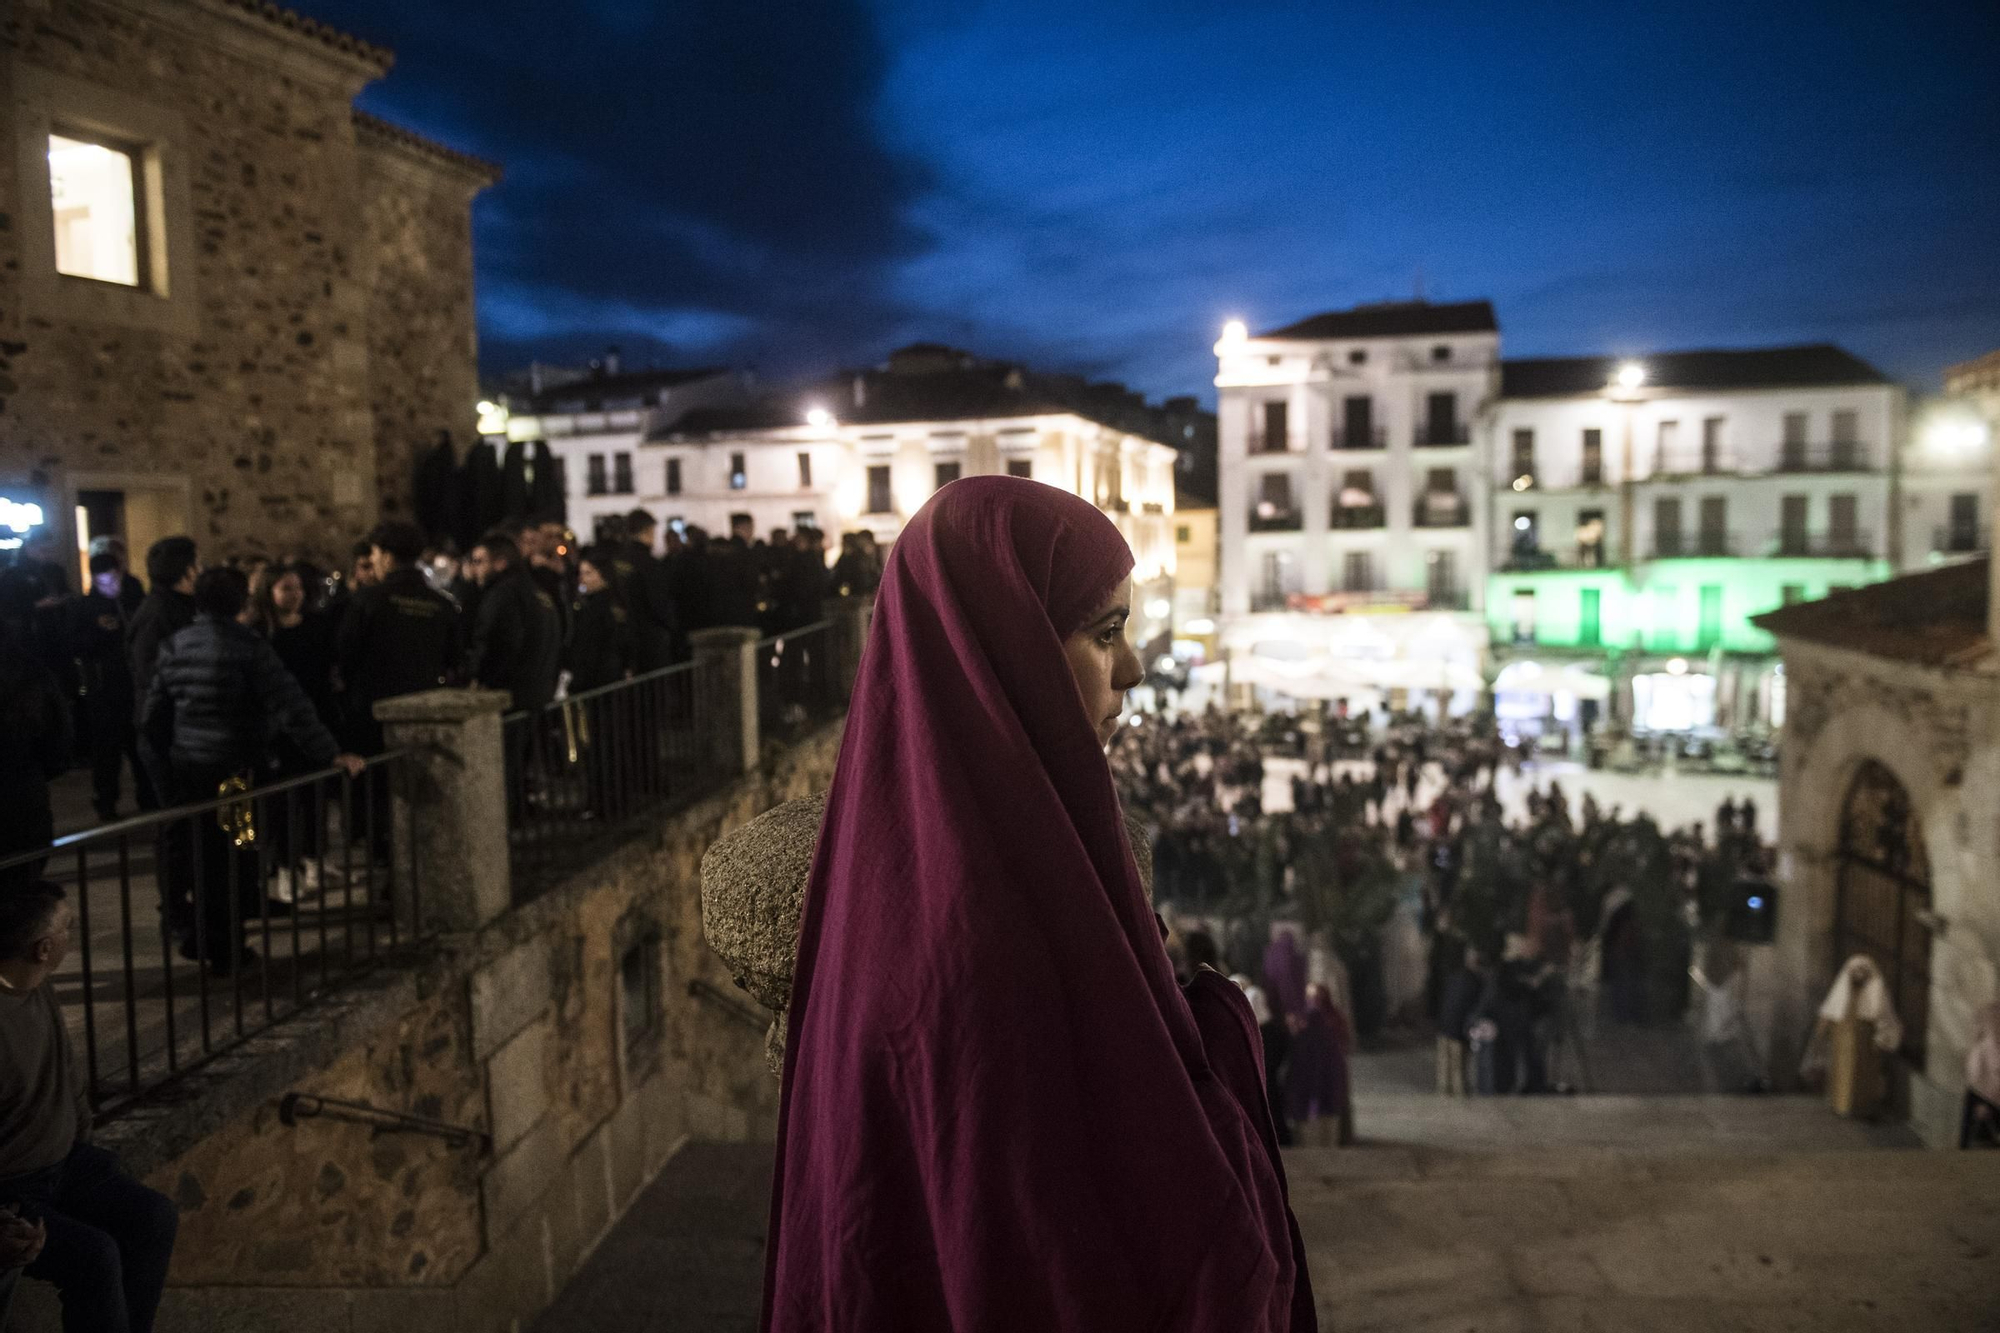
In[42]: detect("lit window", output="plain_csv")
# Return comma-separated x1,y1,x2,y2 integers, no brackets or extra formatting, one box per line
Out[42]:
49,134,140,287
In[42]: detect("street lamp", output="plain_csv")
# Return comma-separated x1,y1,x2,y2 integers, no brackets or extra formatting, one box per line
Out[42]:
1605,361,1647,568
1614,362,1646,392
805,406,833,429
1221,319,1248,344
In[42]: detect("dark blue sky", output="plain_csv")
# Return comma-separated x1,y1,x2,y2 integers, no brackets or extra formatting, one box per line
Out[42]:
307,0,2000,403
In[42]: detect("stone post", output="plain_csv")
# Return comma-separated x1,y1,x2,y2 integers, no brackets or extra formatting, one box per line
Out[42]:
830,595,875,699
376,689,513,935
691,627,759,775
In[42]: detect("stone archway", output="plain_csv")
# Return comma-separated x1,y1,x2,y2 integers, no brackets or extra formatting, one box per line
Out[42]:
1833,760,1933,1064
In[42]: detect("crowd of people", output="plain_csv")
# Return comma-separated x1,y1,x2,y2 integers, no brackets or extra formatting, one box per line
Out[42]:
1114,706,1776,1122
0,512,885,968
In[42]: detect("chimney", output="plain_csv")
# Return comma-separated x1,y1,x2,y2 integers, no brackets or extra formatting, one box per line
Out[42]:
604,345,623,377
853,375,867,409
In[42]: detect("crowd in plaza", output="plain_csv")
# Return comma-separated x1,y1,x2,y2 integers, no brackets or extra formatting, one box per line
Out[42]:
1113,707,1776,1134
0,513,885,956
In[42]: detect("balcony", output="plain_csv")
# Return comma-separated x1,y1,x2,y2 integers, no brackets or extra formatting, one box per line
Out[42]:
1650,531,1739,559
1775,530,1874,558
1248,505,1304,533
1330,502,1386,530
1501,546,1610,572
1414,423,1471,448
1775,442,1871,474
1425,587,1471,611
1247,433,1296,455
1412,496,1470,528
1330,426,1386,450
1933,525,1988,556
1251,589,1299,612
1653,450,1736,477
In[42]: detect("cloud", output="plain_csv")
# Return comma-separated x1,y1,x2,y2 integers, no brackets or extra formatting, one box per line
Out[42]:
307,0,935,369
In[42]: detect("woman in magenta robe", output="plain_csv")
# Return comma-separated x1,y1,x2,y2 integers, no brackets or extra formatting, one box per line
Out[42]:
762,478,1313,1331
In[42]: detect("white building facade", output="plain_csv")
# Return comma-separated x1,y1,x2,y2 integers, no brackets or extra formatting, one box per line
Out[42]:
1215,300,1498,710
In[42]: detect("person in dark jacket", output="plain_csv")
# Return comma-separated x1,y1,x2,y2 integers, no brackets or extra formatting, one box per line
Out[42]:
252,563,341,899
664,525,715,634
70,552,148,821
619,509,679,671
465,533,562,710
337,523,463,865
125,537,199,732
0,575,72,891
141,568,363,974
566,549,634,694
336,523,463,755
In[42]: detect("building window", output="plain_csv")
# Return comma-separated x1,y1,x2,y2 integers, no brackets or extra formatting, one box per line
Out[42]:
1580,588,1601,646
613,452,634,495
1431,344,1451,363
935,461,962,492
1654,496,1683,557
1655,420,1680,472
665,457,682,495
1781,412,1809,470
1698,496,1728,555
1342,551,1374,592
1577,509,1605,566
729,451,747,491
1698,585,1723,649
586,454,608,496
1511,589,1536,645
792,510,818,531
797,451,812,488
1347,349,1367,366
1175,523,1191,543
1581,430,1603,485
616,912,663,1063
1510,510,1539,559
1257,400,1289,453
1946,493,1980,552
1510,429,1535,486
1781,584,1805,606
1702,416,1725,473
1007,458,1033,479
48,132,142,287
866,465,892,514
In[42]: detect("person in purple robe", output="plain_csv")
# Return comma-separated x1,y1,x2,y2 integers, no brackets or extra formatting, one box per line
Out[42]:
762,477,1314,1332
1264,927,1309,1021
1286,984,1354,1147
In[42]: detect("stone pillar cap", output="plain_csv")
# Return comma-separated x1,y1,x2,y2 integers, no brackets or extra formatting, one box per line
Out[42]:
373,688,513,723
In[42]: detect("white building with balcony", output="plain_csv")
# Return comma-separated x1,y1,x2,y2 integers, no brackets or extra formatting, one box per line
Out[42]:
1215,299,1498,710
652,345,1183,652
1897,350,2000,571
492,365,751,538
1485,345,1908,733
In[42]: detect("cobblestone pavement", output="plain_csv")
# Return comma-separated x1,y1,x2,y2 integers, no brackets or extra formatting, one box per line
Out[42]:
538,1085,1992,1332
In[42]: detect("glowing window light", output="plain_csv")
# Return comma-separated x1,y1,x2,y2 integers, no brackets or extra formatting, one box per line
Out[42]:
49,134,140,286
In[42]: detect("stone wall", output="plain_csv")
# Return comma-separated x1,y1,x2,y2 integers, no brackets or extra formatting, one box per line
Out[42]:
11,719,841,1333
0,0,490,564
1753,638,2000,1148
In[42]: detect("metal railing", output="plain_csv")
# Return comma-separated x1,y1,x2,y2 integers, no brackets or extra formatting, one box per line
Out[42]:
1248,507,1304,532
1651,531,1739,558
0,754,420,1124
1329,426,1385,450
503,657,730,906
1413,423,1471,447
1246,433,1295,455
1412,499,1471,528
1933,525,1987,555
1500,547,1612,572
1652,450,1735,477
757,619,848,748
1329,502,1385,530
1775,443,1872,473
1425,588,1471,611
1775,530,1875,558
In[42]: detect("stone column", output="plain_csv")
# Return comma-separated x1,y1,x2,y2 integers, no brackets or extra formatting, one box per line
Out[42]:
691,627,759,775
830,595,874,699
376,689,513,934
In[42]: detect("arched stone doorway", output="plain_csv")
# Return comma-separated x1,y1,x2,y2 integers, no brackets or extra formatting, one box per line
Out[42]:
1833,760,1932,1063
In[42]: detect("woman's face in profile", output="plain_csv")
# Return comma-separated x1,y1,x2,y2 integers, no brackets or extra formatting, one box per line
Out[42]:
1063,579,1146,748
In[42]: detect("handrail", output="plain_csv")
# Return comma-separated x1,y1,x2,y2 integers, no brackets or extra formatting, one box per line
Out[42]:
278,1093,490,1154
0,747,414,871
687,978,771,1032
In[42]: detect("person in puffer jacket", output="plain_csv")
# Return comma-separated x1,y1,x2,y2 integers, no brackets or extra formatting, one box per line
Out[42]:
141,567,363,975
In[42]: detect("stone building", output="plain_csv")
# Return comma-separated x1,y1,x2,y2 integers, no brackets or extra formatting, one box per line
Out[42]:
0,0,497,573
1752,348,2000,1148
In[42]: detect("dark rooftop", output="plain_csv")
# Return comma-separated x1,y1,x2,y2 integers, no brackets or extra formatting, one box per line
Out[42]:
1753,559,1990,668
525,367,730,414
219,0,394,72
664,346,1182,446
352,112,501,183
1258,300,1498,341
1502,344,1891,399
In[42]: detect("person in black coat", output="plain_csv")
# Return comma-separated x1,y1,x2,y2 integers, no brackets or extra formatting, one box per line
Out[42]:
126,537,199,730
0,574,72,890
141,568,362,973
465,533,562,711
566,549,635,694
336,523,464,755
70,552,150,821
619,510,679,671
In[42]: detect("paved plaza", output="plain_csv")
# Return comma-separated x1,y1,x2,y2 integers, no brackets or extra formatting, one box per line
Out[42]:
538,1064,1996,1332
